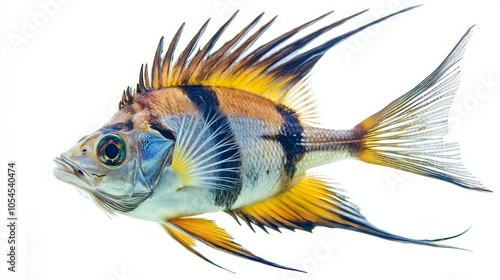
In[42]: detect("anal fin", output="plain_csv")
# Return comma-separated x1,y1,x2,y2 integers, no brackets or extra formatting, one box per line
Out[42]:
228,175,360,232
228,175,467,249
162,217,302,272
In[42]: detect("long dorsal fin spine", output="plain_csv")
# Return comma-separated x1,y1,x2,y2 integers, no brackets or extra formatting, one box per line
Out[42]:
121,7,419,111
138,64,146,92
171,19,211,85
205,13,269,81
152,37,163,89
161,23,185,86
232,10,334,74
269,5,422,82
183,11,240,82
143,63,151,90
255,9,368,75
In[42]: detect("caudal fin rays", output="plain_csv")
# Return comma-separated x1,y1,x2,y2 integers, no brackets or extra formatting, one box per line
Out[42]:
355,26,489,192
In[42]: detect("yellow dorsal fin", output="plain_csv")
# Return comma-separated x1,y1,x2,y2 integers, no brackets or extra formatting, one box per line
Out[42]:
162,218,302,272
227,175,467,249
120,7,421,123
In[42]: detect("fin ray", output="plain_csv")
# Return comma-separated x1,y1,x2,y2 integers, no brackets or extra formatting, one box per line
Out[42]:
161,23,185,88
183,11,240,82
229,175,467,248
171,109,241,191
162,218,303,272
162,222,232,272
355,26,488,191
124,7,420,123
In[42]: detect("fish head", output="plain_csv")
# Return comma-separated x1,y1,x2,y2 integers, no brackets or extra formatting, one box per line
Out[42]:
54,120,177,214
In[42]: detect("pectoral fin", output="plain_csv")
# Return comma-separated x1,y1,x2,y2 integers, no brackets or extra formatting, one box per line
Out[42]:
161,217,302,272
170,111,241,192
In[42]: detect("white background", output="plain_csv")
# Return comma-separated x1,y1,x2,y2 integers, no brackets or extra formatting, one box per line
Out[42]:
1,0,500,279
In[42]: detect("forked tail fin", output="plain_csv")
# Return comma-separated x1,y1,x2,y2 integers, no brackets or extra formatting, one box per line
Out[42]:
355,26,489,192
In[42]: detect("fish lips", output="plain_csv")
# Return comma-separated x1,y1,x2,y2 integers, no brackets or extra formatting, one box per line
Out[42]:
53,156,104,190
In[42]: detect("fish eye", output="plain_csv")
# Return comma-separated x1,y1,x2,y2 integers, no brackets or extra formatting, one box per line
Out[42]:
97,134,126,167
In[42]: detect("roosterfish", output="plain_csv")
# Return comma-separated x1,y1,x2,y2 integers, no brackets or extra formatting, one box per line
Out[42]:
53,6,489,272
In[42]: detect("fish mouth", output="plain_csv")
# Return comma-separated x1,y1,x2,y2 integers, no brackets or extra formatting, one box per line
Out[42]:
54,156,149,215
53,156,104,189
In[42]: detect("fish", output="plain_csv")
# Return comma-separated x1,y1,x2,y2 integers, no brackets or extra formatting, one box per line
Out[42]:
53,5,489,272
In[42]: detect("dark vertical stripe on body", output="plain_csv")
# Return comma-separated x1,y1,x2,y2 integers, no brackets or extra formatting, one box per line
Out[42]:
264,105,306,179
181,86,242,208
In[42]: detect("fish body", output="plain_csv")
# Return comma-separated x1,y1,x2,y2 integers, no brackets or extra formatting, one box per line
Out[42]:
97,85,356,222
54,6,488,272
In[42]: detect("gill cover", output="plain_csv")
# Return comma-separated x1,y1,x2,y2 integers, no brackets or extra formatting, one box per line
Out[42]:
134,124,175,194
